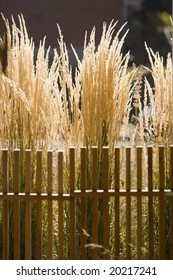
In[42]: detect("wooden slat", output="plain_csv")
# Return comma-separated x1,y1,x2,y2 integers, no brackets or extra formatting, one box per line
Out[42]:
148,146,154,259
80,147,87,259
102,146,110,259
91,146,99,260
2,149,9,260
13,149,20,260
170,145,173,260
69,147,76,259
137,147,142,259
25,150,31,260
115,147,120,259
47,151,53,259
159,146,165,259
36,150,42,259
58,151,64,259
126,147,131,259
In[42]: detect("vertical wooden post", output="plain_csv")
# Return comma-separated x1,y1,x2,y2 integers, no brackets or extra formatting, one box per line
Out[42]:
25,150,31,260
115,147,120,259
126,147,131,259
2,149,9,260
58,151,64,259
36,150,42,259
80,147,87,259
69,147,76,259
159,145,165,259
137,146,142,259
13,149,20,260
103,146,110,259
148,146,154,259
91,146,99,260
47,150,53,259
170,145,173,260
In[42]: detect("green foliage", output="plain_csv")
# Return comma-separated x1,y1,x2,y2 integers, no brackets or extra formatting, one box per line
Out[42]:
125,1,171,65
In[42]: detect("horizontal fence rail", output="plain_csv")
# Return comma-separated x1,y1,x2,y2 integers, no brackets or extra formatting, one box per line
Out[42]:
0,146,173,260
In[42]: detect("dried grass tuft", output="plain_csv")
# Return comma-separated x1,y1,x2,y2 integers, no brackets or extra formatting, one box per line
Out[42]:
133,44,172,145
0,16,134,151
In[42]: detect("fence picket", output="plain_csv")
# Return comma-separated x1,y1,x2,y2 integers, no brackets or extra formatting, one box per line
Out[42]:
36,150,43,259
58,151,64,259
13,149,20,260
159,146,165,259
47,151,53,259
115,147,120,259
25,150,31,260
69,147,76,259
137,147,142,259
80,147,87,260
170,145,173,260
126,147,131,259
103,147,110,259
91,147,99,260
2,149,9,260
148,146,154,259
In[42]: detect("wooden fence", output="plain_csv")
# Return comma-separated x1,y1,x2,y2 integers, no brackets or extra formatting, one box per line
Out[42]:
0,146,173,260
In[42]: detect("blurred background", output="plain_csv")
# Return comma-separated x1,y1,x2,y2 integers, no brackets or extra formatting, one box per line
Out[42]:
0,0,172,66
125,0,172,65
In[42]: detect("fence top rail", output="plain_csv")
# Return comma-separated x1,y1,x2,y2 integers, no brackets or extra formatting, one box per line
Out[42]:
1,145,173,152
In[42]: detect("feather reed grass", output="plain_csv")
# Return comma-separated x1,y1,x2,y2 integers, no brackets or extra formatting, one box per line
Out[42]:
72,21,134,148
0,16,134,151
133,44,172,145
0,15,66,150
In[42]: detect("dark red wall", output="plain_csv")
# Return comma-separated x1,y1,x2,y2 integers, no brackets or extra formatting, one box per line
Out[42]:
1,0,123,48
